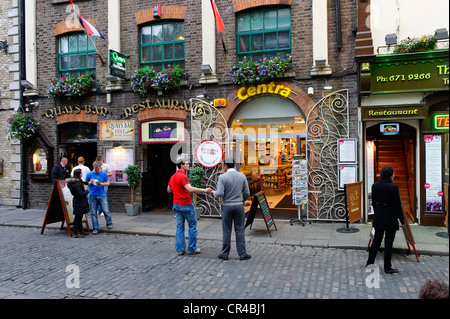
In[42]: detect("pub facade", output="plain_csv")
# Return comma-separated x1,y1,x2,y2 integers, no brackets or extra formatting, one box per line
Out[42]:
21,0,360,221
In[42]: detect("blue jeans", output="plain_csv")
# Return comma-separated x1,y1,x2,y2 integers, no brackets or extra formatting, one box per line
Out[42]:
173,203,198,254
89,194,113,231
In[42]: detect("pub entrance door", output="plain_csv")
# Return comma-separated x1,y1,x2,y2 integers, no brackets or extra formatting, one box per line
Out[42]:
142,144,175,211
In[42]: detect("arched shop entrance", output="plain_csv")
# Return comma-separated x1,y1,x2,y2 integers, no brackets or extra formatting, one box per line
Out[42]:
224,82,315,219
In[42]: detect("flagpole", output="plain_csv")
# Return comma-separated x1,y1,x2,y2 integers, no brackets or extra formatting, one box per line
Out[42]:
87,32,106,66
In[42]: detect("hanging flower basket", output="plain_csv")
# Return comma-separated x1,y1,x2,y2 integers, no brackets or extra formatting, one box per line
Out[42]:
230,55,292,85
47,72,95,98
394,35,438,53
131,65,184,94
6,112,40,140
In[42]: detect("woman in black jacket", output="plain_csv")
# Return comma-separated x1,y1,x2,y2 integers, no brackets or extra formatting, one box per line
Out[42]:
68,169,90,238
366,166,405,274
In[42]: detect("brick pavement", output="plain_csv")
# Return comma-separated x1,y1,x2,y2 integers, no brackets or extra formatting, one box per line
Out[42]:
0,226,448,302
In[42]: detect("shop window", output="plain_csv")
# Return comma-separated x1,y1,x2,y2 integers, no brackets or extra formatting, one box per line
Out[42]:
236,8,291,62
58,32,97,77
59,122,97,143
140,21,185,71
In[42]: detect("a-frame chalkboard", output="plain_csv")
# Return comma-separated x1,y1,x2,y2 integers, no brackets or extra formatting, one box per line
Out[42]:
245,191,277,237
41,180,89,236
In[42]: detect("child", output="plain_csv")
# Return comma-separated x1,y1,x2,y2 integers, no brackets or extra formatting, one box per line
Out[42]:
67,169,90,238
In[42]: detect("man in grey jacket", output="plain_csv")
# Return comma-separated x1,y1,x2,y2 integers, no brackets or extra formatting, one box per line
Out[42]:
213,158,251,260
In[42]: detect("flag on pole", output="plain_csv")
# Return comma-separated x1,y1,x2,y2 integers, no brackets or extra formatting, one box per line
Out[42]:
210,0,225,33
69,0,105,39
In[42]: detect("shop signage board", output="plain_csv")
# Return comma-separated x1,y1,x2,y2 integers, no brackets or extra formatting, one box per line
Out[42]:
361,106,425,121
337,181,362,233
370,53,449,94
140,119,186,144
41,180,89,237
245,192,277,237
195,140,223,168
100,121,134,141
109,49,128,79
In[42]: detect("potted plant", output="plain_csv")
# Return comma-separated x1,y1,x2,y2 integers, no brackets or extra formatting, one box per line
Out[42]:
124,164,142,216
188,165,205,220
7,112,39,140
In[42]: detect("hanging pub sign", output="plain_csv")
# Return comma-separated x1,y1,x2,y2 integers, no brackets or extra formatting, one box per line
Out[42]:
195,140,223,168
109,49,128,79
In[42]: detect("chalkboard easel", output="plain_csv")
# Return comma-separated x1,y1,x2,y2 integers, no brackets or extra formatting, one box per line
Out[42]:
245,191,277,237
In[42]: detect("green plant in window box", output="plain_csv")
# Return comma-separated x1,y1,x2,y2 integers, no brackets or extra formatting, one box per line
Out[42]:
131,64,184,94
394,35,438,53
47,72,96,98
231,55,292,85
6,112,39,140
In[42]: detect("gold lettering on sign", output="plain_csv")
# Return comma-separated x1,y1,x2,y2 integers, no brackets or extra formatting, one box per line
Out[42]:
44,105,108,118
123,99,190,118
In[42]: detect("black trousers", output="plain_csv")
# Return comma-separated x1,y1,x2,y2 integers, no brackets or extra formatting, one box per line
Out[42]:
367,228,397,269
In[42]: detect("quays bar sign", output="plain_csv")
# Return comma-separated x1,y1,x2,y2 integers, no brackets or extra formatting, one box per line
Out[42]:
45,104,108,118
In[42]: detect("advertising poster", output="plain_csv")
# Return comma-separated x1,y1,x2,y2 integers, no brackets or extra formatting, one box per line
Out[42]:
424,135,443,214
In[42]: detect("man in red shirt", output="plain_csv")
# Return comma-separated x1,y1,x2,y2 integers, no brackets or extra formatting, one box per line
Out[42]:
167,157,212,255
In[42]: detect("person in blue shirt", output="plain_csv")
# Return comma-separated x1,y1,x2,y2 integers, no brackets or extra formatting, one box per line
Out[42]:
85,161,114,233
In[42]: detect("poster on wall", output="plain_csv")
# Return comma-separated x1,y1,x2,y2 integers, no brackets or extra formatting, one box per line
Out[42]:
424,135,443,214
100,121,134,141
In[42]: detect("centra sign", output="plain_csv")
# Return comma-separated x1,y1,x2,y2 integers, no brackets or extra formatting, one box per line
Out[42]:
237,81,292,101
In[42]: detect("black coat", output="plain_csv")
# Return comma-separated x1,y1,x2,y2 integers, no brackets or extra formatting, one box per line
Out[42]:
68,179,89,215
371,179,405,231
51,164,70,182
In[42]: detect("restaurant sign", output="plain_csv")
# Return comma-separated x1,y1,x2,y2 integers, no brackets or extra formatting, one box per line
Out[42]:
370,52,448,94
361,106,425,121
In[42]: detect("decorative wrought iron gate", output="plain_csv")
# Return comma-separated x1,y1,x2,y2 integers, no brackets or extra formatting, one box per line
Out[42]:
306,90,350,221
190,98,230,217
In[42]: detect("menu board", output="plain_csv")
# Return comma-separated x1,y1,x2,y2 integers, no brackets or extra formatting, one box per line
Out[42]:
245,192,277,237
292,157,308,205
338,139,357,164
338,165,357,190
424,135,443,214
105,147,135,183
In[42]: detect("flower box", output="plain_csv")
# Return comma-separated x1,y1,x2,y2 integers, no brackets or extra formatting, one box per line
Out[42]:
231,56,293,85
47,73,96,98
131,65,185,94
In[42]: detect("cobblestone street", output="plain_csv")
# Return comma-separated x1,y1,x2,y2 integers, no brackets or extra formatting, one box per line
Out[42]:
1,225,448,305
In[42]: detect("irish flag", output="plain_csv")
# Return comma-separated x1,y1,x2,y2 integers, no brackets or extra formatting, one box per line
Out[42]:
210,0,225,33
69,0,105,39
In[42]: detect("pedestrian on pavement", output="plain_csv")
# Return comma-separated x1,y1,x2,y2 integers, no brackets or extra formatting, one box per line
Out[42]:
96,155,112,215
51,157,70,183
71,156,91,181
85,161,113,233
67,168,89,238
366,166,405,274
213,157,251,261
167,156,213,256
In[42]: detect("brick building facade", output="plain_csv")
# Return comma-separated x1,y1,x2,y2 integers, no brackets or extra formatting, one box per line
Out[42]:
0,0,22,207
23,0,359,220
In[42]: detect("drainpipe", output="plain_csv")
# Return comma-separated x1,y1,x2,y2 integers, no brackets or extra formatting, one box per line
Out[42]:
19,0,28,209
